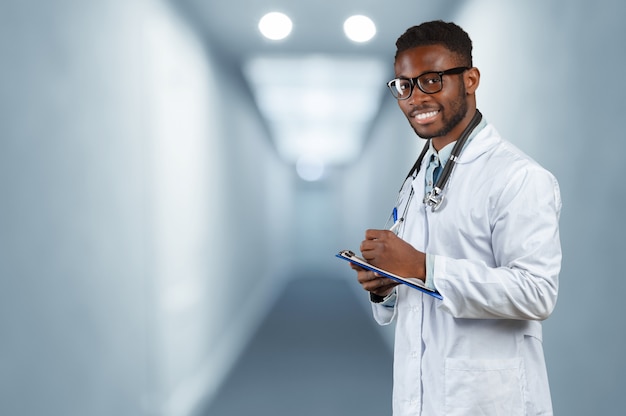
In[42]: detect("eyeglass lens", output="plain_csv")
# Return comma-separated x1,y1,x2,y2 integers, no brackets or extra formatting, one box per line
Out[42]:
390,73,443,99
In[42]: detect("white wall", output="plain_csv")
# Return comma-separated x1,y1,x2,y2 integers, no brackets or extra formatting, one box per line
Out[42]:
339,1,626,414
0,1,292,415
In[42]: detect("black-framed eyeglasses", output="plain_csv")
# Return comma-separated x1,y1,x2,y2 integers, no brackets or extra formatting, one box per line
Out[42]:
387,67,469,100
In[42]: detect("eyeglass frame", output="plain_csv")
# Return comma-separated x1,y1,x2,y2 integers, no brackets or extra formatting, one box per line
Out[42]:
387,66,470,100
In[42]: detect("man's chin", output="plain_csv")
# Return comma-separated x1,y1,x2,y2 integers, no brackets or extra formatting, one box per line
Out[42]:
412,125,438,140
412,120,460,141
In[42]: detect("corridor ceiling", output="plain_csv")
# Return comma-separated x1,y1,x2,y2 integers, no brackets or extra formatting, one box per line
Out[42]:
174,0,461,174
177,0,460,62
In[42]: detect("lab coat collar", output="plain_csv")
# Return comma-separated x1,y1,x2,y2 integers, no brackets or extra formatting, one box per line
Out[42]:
456,123,500,164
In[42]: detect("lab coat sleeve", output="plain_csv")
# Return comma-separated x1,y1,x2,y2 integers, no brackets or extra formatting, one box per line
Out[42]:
433,166,562,320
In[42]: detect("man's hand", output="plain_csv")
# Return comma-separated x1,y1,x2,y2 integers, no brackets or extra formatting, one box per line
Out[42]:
360,229,427,281
349,263,398,297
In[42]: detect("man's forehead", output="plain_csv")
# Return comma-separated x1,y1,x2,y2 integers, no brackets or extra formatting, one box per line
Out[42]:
394,45,456,75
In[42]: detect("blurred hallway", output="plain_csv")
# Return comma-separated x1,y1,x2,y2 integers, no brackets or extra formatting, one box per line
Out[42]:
201,275,393,416
3,0,626,415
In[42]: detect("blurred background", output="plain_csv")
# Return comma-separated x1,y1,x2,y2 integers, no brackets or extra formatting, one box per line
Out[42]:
0,0,624,415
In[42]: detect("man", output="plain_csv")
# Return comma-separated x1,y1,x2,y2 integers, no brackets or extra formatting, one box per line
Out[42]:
350,21,561,415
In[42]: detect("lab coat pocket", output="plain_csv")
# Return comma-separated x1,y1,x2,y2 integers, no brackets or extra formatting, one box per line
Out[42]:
445,357,526,416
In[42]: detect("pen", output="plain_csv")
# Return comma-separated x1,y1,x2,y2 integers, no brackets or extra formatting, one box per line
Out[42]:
389,217,403,234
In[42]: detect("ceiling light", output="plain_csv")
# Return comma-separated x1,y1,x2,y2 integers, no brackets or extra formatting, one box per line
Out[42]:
296,154,325,182
258,12,293,40
343,15,376,43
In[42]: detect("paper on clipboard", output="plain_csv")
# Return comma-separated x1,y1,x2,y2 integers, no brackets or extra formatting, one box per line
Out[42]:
336,249,443,300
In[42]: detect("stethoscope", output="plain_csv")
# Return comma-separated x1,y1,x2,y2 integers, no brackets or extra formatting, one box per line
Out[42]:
389,109,483,230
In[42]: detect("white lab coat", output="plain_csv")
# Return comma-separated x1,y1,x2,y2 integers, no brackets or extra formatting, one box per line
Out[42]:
373,123,561,416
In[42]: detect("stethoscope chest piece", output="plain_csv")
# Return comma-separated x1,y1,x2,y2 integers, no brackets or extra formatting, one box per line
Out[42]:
423,187,445,212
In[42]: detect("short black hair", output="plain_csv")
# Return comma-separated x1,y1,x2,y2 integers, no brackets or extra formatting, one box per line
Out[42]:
395,20,473,67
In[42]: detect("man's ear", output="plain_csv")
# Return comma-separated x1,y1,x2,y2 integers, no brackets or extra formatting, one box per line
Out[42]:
465,67,480,94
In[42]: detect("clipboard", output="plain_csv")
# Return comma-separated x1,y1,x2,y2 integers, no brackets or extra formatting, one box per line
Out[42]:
336,249,443,300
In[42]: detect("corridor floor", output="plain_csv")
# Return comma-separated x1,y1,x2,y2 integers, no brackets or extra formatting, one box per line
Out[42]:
201,274,394,416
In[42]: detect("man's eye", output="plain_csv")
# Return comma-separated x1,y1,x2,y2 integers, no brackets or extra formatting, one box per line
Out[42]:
422,76,440,85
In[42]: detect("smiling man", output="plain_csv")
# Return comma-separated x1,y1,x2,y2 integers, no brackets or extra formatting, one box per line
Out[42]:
349,21,562,416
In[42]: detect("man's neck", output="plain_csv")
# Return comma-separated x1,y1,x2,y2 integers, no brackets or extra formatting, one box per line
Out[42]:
431,109,477,151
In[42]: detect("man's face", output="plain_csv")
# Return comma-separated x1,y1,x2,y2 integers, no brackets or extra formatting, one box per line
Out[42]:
394,44,473,146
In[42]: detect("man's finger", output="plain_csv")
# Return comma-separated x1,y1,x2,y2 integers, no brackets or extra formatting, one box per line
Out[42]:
365,229,386,240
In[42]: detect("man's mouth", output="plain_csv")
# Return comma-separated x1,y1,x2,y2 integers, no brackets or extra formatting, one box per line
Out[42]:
412,109,440,124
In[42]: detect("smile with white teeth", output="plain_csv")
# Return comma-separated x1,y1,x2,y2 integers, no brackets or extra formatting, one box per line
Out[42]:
415,110,439,120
